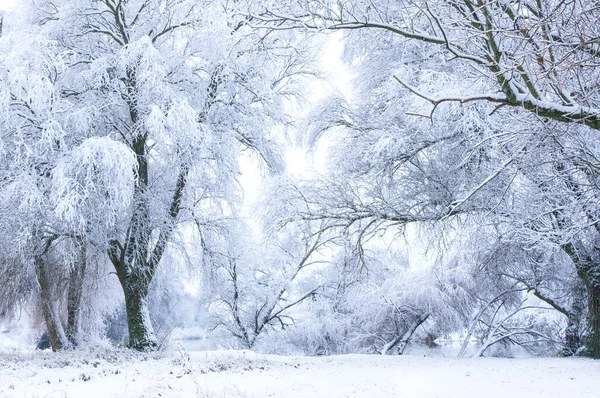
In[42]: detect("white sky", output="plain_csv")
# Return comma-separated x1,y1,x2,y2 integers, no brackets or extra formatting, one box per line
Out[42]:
0,0,16,11
237,32,350,212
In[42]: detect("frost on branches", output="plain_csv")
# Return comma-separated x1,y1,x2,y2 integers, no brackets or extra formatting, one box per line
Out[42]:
1,0,599,361
251,0,600,357
0,0,310,351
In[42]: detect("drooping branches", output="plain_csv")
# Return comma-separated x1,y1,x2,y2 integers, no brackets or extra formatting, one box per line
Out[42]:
252,0,600,130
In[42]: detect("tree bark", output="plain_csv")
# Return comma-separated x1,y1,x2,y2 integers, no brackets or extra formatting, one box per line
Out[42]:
66,244,86,347
123,277,157,350
35,253,69,352
583,280,600,358
565,243,600,358
562,283,585,356
109,245,158,351
381,315,429,355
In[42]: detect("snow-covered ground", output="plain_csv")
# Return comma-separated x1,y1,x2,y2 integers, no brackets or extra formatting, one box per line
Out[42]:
0,348,598,398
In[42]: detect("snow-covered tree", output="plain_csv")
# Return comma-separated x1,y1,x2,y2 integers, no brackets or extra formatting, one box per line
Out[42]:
0,0,313,351
252,0,600,358
0,25,142,349
202,210,330,349
255,0,600,128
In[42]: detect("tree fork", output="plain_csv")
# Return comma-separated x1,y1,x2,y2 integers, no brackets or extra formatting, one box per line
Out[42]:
35,248,69,352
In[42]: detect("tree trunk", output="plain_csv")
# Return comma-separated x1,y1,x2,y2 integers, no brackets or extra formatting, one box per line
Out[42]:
459,304,489,358
109,242,157,351
103,61,215,351
381,315,429,355
584,282,600,358
563,283,585,356
564,312,582,356
562,241,600,358
35,254,69,351
66,244,86,347
572,257,600,358
122,275,157,350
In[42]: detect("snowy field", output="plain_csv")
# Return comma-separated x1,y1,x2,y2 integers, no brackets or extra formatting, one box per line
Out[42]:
0,348,598,398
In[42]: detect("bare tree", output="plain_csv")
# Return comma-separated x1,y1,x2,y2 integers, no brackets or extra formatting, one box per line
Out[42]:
250,0,600,358
206,220,329,349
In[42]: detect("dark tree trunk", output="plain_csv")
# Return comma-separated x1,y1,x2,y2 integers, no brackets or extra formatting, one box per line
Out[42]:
584,282,600,358
563,283,585,356
109,242,158,351
574,257,600,358
122,276,156,350
66,244,86,346
109,239,158,351
35,253,69,352
564,313,582,355
562,240,600,358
